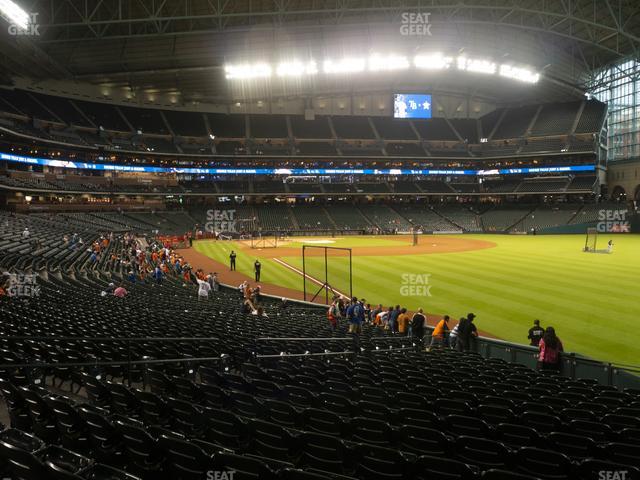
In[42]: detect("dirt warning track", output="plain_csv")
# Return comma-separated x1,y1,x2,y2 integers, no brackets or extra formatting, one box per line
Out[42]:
240,235,497,259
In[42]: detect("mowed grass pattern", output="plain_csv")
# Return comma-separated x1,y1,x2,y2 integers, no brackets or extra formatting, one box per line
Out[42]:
195,235,640,365
193,240,302,291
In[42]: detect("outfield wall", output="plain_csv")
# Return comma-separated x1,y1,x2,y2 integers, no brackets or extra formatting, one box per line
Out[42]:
539,222,595,234
540,216,640,234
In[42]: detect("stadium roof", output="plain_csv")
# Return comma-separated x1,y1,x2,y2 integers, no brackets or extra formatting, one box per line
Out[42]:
0,0,638,106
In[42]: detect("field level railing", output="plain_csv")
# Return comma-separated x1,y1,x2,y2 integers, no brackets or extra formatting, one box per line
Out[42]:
424,327,640,390
0,336,224,387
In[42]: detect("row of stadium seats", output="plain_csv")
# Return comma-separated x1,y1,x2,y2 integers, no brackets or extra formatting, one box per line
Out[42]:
1,200,623,240
2,364,639,480
206,201,625,234
2,88,605,140
0,87,605,158
0,206,638,478
1,260,639,479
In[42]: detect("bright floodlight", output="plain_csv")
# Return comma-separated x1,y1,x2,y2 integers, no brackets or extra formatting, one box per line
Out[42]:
368,54,410,72
323,58,366,74
224,63,272,79
276,60,318,77
500,64,540,84
0,0,29,30
458,57,496,74
223,53,540,85
414,53,453,70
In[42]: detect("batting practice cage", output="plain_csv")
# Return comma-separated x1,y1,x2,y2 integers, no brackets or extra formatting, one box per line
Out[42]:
250,235,278,249
584,227,598,252
302,245,352,304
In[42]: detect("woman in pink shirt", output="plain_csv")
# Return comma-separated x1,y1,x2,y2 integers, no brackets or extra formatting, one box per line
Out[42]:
538,326,563,371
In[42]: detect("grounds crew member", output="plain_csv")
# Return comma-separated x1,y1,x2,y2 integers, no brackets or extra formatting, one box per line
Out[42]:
254,259,261,281
229,250,237,271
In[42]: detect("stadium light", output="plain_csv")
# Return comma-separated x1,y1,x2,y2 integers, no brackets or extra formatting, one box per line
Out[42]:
223,54,541,84
0,0,29,30
458,57,496,74
323,58,366,74
224,63,272,79
414,53,453,70
499,64,540,84
368,54,410,72
276,60,318,77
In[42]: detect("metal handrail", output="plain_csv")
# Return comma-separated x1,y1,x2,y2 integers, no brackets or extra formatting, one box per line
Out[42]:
256,337,352,341
0,355,226,370
255,345,417,360
0,354,228,388
423,326,640,373
2,336,220,342
256,351,356,359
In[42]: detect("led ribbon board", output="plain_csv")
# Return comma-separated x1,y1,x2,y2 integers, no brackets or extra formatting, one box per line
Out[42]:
0,152,595,176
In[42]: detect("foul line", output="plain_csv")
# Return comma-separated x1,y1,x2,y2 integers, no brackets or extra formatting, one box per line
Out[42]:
272,258,350,299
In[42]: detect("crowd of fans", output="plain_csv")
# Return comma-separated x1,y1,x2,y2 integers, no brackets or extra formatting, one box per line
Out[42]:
325,296,564,372
79,231,221,299
326,296,480,350
8,225,567,373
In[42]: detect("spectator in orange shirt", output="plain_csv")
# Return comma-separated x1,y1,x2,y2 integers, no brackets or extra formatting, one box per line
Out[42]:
429,315,450,349
373,309,386,326
397,308,410,335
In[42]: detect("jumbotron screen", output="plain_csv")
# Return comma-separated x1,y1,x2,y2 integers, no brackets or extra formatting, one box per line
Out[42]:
393,93,432,119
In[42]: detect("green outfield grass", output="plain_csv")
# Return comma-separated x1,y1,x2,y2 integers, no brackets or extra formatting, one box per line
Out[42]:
194,234,640,365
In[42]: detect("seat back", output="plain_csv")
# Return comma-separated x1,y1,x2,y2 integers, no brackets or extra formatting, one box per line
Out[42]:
414,454,477,480
301,408,346,437
514,447,572,479
158,434,215,480
455,435,510,469
349,417,393,446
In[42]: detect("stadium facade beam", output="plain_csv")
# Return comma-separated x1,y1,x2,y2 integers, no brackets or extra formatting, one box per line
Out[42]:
9,0,637,85
30,0,640,42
